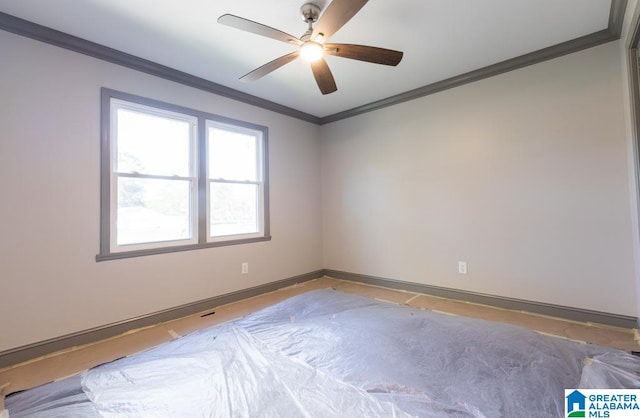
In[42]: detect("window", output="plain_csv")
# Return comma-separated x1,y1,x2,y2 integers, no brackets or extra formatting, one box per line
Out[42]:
98,89,269,260
207,121,265,241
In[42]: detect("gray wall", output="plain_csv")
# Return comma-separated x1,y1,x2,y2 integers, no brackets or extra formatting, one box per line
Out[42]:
0,30,323,352
621,0,640,326
2,22,639,353
320,41,638,316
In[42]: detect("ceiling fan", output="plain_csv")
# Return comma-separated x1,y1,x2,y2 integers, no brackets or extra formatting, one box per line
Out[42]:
217,0,403,95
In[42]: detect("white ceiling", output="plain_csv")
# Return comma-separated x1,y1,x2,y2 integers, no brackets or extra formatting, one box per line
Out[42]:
0,0,613,119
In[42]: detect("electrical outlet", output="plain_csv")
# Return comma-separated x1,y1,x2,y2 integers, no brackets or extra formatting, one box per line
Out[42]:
458,261,467,275
241,262,249,275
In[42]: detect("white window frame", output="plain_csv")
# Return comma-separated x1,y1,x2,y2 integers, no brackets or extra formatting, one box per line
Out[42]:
206,120,266,243
97,88,270,261
109,99,199,253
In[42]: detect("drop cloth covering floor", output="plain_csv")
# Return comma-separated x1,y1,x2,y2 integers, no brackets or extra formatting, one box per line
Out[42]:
7,289,640,417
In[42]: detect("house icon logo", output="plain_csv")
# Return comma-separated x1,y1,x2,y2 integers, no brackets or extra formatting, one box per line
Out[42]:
566,390,586,417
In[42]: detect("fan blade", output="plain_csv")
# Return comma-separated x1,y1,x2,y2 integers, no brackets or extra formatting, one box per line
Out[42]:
240,51,300,82
324,43,403,66
312,0,368,41
310,58,338,95
218,14,303,46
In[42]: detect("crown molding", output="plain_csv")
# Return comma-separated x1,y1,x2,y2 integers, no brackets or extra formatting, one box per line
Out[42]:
0,12,321,125
0,1,628,125
320,0,628,124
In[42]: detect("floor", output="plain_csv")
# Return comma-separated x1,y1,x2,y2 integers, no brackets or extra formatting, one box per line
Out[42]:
1,276,639,411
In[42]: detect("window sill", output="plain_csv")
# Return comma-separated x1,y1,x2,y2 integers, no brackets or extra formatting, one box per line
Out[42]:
96,236,272,261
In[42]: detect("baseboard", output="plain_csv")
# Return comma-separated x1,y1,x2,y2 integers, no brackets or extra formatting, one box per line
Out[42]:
3,268,636,369
0,270,324,369
324,269,638,329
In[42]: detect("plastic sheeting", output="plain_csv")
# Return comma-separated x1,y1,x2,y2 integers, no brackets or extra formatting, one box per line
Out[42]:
4,375,98,418
7,289,640,417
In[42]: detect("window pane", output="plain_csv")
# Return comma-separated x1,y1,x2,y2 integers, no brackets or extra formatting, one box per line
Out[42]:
117,177,192,245
117,109,192,177
208,128,257,181
210,182,258,237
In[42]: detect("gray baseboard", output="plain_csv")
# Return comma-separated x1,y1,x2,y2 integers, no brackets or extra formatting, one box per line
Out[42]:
0,270,324,369
324,269,638,329
2,268,637,370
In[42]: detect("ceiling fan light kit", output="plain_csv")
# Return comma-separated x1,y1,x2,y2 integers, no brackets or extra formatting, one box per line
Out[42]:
217,0,403,95
300,41,324,62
